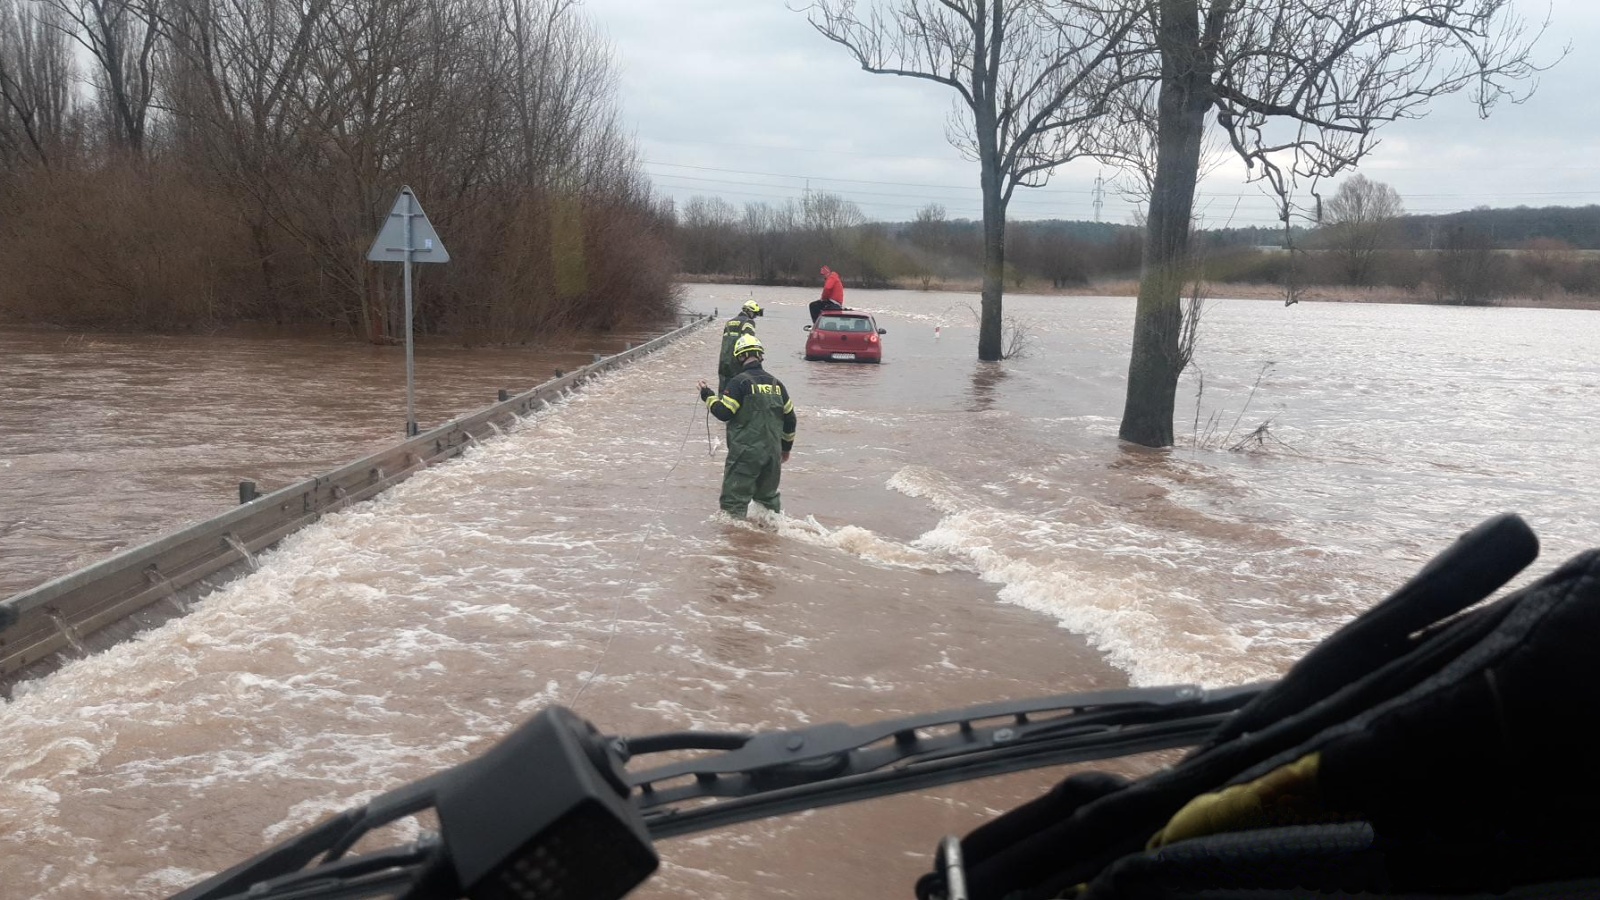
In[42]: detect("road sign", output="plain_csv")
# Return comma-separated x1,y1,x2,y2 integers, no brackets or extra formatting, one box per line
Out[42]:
367,186,451,437
368,186,449,263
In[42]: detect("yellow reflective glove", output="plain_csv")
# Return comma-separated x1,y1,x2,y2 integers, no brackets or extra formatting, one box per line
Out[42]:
1148,752,1332,849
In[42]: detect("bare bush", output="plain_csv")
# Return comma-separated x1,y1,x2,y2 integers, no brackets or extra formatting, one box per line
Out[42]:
1001,315,1034,360
0,164,252,328
0,0,676,338
1187,361,1296,454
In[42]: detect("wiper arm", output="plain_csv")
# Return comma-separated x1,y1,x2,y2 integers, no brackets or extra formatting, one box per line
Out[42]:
624,683,1266,838
170,684,1267,900
171,836,438,900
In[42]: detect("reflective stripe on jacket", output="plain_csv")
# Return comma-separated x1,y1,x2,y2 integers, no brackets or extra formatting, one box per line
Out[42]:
707,362,796,455
718,312,757,382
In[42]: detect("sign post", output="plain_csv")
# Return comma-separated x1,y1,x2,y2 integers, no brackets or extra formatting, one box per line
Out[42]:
367,186,450,436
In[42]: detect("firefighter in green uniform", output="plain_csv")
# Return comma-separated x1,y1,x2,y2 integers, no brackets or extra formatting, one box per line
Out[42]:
697,334,796,518
717,299,763,391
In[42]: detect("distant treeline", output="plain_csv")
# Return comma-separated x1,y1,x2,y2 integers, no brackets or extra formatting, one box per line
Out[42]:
1396,206,1600,251
675,194,1143,290
0,0,678,339
674,193,1600,304
1188,204,1600,303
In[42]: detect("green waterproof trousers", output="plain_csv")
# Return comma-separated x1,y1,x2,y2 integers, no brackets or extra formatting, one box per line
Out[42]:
720,448,782,517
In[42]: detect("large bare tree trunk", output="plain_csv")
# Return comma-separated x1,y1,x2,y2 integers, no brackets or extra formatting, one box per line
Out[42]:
1118,0,1208,449
977,110,1004,362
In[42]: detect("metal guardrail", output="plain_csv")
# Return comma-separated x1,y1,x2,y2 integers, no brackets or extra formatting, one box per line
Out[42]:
0,314,714,688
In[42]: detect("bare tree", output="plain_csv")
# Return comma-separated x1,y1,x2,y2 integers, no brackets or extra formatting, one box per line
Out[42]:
71,0,665,338
804,0,1145,360
164,0,627,336
496,0,633,193
678,194,741,273
40,0,160,153
159,0,332,318
907,201,950,287
1116,0,1555,448
907,202,948,249
1321,174,1404,286
0,0,78,169
740,200,799,282
802,189,865,266
803,189,864,233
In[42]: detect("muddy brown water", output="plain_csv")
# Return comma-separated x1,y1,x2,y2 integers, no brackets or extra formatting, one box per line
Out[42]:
2,287,1598,898
0,325,674,599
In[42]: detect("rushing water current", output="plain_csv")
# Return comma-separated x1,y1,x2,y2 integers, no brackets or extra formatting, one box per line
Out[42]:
1,287,1598,898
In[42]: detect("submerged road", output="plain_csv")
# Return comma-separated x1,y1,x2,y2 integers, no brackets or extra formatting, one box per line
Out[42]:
4,284,1599,898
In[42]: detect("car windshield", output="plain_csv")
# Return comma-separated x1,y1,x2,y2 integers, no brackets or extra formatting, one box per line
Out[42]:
818,316,872,332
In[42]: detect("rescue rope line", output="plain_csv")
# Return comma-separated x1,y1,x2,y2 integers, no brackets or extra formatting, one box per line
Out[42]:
570,396,709,711
663,397,716,480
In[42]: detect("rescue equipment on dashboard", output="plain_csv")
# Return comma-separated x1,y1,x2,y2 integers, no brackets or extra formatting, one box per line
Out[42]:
916,513,1600,900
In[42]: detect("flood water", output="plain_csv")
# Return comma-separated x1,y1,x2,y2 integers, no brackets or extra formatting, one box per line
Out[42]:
0,325,674,599
1,286,1598,899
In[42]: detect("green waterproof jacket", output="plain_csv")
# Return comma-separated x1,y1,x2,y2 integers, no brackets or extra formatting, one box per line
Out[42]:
703,361,796,457
717,312,758,387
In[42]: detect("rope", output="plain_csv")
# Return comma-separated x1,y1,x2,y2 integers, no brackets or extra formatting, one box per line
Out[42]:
569,397,711,711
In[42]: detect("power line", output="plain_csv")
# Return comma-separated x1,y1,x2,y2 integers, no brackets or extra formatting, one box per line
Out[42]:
643,159,1600,203
648,160,1600,228
639,134,961,164
638,134,1600,173
653,177,1581,226
650,171,1102,208
643,159,1068,193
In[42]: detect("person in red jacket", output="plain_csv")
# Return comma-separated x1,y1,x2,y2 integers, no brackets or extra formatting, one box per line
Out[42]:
810,266,847,323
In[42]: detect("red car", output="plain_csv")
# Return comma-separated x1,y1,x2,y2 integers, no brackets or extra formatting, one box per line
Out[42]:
804,310,886,363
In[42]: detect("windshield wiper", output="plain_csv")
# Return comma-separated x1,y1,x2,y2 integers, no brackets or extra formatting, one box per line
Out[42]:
169,683,1265,900
622,683,1265,838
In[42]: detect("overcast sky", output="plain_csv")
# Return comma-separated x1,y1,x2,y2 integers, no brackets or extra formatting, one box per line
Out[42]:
580,0,1597,229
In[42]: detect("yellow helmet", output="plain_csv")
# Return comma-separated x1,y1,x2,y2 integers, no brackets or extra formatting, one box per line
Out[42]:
733,333,764,359
741,299,763,317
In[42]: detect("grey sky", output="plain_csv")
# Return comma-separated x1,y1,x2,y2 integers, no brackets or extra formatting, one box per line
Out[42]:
581,1,1597,230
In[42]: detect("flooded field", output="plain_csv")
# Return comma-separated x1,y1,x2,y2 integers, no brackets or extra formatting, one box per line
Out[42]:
2,286,1597,898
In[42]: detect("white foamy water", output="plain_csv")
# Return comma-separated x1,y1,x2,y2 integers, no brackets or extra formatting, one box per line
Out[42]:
2,285,1598,898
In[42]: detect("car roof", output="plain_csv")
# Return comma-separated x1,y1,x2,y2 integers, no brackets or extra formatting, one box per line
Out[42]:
819,310,871,318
